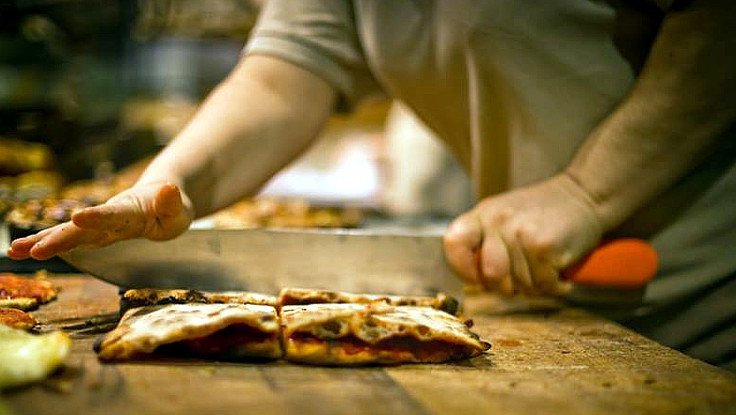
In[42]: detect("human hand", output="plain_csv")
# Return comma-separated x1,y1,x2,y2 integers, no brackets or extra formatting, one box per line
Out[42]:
443,173,603,296
7,182,193,260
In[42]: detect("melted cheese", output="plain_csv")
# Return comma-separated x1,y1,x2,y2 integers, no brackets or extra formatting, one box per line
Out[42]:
282,304,487,351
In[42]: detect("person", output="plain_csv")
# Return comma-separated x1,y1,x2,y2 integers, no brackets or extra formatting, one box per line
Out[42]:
8,0,736,370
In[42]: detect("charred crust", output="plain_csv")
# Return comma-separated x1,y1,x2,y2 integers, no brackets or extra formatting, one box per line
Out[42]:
321,320,343,334
119,289,208,314
92,335,104,352
437,294,460,316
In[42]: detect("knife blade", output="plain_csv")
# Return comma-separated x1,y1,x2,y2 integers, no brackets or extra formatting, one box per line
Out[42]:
60,228,465,297
59,228,658,299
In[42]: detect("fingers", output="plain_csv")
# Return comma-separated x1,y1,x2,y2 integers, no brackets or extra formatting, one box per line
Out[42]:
8,227,56,259
446,209,569,297
153,183,183,219
9,222,109,261
28,223,104,260
525,254,568,296
443,212,483,284
478,230,510,291
8,183,192,261
517,229,571,296
73,204,127,230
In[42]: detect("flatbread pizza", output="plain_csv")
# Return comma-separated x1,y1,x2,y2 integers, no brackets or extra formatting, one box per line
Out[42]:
96,303,281,361
281,303,489,366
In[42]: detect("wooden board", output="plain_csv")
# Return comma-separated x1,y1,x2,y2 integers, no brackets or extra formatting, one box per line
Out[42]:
4,275,736,415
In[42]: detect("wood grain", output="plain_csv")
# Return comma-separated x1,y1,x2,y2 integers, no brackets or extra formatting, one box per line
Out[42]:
5,275,736,415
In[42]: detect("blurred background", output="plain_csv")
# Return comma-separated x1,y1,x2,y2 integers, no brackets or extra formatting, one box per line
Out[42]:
0,0,473,250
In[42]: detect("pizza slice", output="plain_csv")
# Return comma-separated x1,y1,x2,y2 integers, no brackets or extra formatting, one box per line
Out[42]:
278,288,460,316
281,303,490,366
119,288,278,314
0,272,58,311
0,308,37,331
96,303,281,361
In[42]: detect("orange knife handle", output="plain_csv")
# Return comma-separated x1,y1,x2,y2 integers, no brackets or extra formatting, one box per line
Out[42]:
562,239,658,288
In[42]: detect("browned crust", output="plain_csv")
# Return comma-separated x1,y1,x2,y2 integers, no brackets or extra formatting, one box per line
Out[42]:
0,298,38,311
119,289,278,314
278,288,460,316
0,307,37,330
284,333,485,366
0,272,58,305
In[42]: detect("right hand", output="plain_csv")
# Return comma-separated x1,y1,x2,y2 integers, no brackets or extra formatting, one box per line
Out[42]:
7,182,193,260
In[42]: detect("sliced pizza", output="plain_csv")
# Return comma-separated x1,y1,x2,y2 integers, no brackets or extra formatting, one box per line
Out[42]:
96,303,282,361
281,303,490,366
119,288,278,314
0,308,37,331
0,272,58,311
278,288,460,316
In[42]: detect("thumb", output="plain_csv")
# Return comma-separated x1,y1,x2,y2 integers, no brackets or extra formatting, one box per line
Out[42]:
153,183,184,219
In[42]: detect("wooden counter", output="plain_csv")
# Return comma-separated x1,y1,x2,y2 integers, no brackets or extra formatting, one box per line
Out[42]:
5,275,736,415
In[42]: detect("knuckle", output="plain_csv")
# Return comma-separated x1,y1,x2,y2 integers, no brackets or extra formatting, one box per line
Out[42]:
444,215,477,246
520,231,556,258
495,206,515,222
479,204,513,225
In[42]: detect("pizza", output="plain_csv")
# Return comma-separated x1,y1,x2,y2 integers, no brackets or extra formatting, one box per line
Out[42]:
0,272,58,311
96,303,282,361
119,288,278,314
281,303,490,366
279,288,460,316
0,308,37,331
103,288,489,366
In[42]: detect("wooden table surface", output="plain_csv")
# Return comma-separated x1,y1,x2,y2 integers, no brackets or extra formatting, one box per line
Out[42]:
5,274,736,415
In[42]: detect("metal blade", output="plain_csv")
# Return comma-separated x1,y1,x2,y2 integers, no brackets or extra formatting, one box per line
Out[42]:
60,228,463,298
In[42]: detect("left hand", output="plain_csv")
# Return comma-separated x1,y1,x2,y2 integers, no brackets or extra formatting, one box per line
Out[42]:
443,173,603,296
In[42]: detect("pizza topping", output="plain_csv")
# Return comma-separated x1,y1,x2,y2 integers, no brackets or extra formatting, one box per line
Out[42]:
0,272,58,306
281,304,490,365
0,308,37,331
158,324,278,357
288,332,485,362
283,304,480,344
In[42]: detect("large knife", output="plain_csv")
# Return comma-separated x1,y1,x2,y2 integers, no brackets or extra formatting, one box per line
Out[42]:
60,228,658,298
61,228,465,297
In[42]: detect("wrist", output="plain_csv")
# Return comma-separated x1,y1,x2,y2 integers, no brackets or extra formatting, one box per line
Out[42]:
556,172,609,235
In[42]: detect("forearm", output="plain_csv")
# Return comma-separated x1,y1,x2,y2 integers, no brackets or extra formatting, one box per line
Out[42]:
566,0,736,231
138,55,336,217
